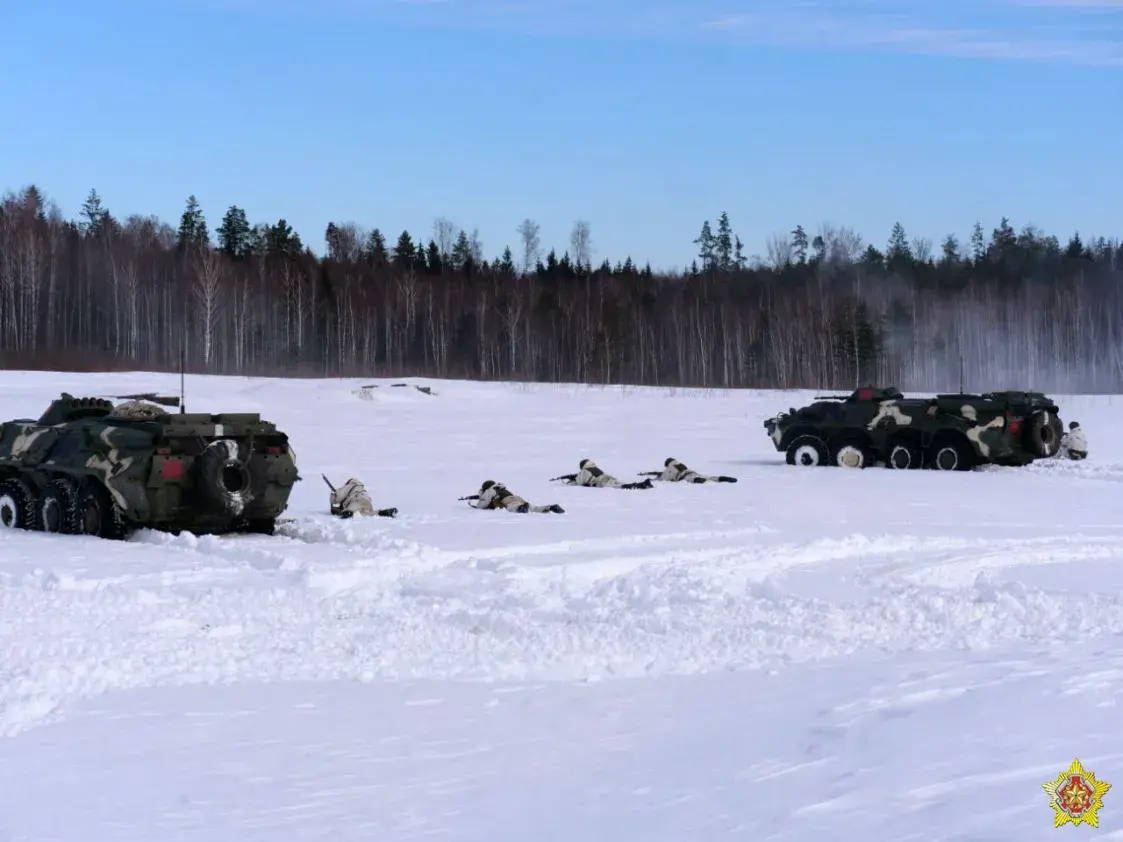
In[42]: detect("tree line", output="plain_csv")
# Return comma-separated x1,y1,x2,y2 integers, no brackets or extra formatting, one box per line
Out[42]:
1,183,1121,393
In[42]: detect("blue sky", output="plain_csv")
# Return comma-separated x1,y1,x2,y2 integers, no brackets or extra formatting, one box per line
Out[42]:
1,0,1120,271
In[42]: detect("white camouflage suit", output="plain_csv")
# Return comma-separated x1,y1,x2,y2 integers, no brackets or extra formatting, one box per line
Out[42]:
561,459,654,490
573,459,624,487
1060,421,1088,460
473,480,562,514
651,458,735,484
330,478,376,516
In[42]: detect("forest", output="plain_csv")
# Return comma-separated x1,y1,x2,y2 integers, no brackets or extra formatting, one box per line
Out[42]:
0,184,1121,393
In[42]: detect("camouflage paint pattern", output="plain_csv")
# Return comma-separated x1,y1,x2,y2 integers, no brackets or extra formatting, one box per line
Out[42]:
763,386,1064,469
0,393,300,536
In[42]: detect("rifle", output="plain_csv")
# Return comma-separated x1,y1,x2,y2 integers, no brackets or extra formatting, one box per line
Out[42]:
549,473,577,483
637,470,661,477
322,474,337,492
458,494,479,502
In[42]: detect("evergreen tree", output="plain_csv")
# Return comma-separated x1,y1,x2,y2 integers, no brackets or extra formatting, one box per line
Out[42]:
940,234,960,265
427,239,442,272
791,225,808,263
79,188,107,236
498,246,516,275
177,194,209,251
266,218,301,257
364,228,388,265
392,230,415,266
216,205,250,258
714,212,733,271
970,221,986,263
694,220,715,272
886,221,911,269
451,229,472,269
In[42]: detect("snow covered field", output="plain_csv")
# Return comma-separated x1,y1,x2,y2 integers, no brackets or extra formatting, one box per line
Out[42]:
2,371,1123,840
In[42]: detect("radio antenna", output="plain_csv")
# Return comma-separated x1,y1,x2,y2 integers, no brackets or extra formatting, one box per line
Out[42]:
179,339,186,414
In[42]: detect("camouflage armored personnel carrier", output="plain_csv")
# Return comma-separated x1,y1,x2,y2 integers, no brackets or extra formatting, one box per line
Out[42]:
763,386,1063,470
0,392,300,539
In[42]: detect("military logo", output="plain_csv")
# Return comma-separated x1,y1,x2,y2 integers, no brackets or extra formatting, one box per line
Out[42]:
1043,758,1111,827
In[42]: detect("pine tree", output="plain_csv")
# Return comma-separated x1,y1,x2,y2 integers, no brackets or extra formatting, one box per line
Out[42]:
392,230,415,265
79,188,107,236
693,220,716,272
451,229,472,269
266,218,301,257
940,234,960,265
216,205,250,258
714,212,734,271
970,222,986,263
364,228,388,265
791,225,808,263
427,239,442,272
498,246,516,275
177,195,209,251
886,221,911,269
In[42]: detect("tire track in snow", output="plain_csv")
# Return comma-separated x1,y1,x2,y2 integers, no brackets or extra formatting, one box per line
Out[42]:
4,529,1123,738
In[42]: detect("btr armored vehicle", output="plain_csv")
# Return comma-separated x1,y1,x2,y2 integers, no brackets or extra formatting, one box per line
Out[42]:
763,386,1063,470
0,392,300,539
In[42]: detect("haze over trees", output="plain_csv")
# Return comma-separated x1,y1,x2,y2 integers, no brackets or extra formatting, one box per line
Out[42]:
1,184,1121,392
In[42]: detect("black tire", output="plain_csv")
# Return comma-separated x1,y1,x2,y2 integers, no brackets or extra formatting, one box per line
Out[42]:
886,439,921,470
929,438,974,472
38,477,79,534
75,481,128,540
830,439,873,469
1025,410,1062,458
786,434,828,467
196,439,254,517
0,477,38,531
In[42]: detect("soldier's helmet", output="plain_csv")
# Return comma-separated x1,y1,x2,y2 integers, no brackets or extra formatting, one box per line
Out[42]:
664,457,675,466
481,479,497,491
579,458,594,468
1070,421,1079,429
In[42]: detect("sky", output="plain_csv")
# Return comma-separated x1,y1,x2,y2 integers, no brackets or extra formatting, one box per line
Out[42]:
0,0,1120,272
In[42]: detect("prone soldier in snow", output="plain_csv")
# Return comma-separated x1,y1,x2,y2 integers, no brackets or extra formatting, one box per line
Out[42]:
550,459,654,490
460,480,564,513
638,457,738,484
1059,421,1088,460
323,475,399,518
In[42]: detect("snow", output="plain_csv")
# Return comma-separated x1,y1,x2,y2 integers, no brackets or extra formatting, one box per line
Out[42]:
2,372,1123,840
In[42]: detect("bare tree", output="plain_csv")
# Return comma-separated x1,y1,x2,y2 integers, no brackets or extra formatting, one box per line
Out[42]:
468,227,484,264
192,247,224,367
765,233,793,269
569,220,592,268
433,217,457,257
517,218,541,271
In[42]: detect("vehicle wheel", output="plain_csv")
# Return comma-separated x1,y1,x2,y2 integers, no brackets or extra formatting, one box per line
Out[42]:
75,482,128,540
1025,410,1062,458
887,440,921,469
39,478,79,534
831,441,872,468
0,477,38,531
930,439,973,472
196,439,254,516
786,435,828,467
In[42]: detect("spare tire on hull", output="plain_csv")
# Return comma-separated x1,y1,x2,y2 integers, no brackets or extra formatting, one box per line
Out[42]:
195,439,255,517
1025,410,1063,458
